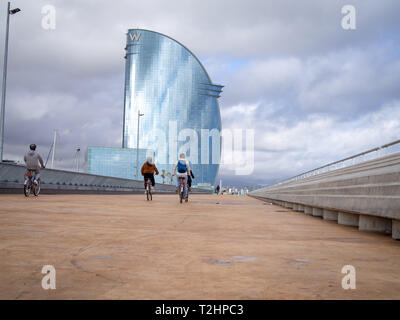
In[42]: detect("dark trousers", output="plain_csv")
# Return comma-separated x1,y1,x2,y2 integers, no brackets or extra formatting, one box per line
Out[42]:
143,173,155,187
187,175,192,188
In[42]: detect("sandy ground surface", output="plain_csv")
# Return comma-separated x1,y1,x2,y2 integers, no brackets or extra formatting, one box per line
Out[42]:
0,193,399,300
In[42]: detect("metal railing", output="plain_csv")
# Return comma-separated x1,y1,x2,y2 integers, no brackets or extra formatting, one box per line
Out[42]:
273,139,400,187
0,162,212,193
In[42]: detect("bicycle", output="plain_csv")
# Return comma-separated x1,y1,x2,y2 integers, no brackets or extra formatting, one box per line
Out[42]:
178,176,188,203
24,170,40,197
145,178,152,201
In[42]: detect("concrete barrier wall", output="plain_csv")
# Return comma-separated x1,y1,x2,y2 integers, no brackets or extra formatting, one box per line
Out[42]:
0,163,211,194
249,153,400,240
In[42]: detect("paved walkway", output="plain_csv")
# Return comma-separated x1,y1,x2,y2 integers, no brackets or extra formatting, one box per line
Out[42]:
0,194,399,299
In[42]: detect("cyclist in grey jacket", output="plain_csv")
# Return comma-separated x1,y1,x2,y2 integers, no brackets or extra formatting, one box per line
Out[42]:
24,144,45,184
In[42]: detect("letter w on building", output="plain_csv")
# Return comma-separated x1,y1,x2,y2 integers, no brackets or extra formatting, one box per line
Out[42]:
130,32,141,42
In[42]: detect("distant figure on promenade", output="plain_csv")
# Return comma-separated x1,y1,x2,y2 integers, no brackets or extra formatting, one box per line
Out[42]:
187,170,195,192
141,157,159,192
215,185,220,194
24,144,45,185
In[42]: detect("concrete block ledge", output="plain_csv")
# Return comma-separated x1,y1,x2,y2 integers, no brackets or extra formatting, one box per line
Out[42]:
312,208,323,217
323,209,338,221
338,212,359,227
359,215,392,234
249,152,400,241
304,206,313,215
392,220,400,240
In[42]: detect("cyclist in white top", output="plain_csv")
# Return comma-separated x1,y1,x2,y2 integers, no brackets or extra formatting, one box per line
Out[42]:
172,153,191,198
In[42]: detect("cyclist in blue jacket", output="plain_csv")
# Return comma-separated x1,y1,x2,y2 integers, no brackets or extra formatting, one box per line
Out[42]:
172,153,191,198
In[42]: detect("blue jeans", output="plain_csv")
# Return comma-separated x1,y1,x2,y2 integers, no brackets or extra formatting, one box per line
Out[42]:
26,169,40,181
175,173,188,198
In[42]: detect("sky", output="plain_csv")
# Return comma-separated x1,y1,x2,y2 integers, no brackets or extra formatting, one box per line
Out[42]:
0,0,399,187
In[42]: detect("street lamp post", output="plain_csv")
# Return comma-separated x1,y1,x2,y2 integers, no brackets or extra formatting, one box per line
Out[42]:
136,110,144,179
75,147,81,172
0,2,20,161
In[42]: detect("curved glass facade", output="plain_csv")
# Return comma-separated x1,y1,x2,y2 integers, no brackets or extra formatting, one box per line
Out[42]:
123,29,222,186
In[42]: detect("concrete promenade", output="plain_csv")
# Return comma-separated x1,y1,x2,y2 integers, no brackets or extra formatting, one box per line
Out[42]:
0,194,399,299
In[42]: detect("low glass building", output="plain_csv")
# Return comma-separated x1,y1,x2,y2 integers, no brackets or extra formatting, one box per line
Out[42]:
123,29,223,186
86,147,153,180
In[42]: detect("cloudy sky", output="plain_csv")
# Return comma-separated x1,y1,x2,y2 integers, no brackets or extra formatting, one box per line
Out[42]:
1,0,399,187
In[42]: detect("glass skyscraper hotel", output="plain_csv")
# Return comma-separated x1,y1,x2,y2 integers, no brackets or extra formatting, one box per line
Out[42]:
122,29,223,186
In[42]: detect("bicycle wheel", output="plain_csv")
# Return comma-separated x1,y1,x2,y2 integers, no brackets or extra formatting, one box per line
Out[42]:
179,187,183,203
33,181,40,196
23,184,31,197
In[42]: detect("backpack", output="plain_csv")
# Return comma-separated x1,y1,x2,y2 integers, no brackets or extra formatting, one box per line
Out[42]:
177,160,187,173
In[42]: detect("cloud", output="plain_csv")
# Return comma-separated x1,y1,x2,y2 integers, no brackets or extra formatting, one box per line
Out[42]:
0,0,399,187
219,100,400,185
